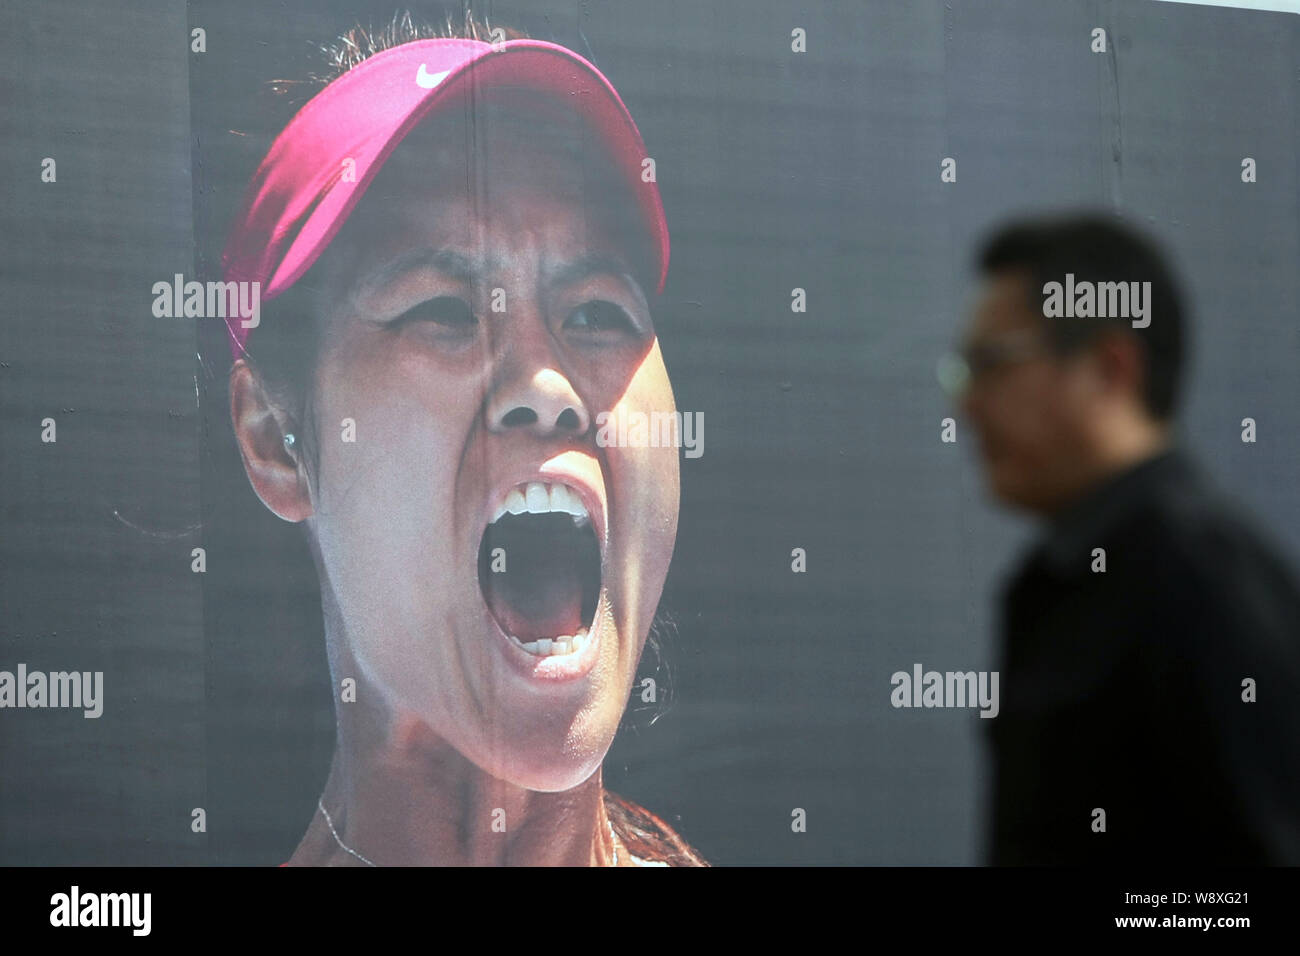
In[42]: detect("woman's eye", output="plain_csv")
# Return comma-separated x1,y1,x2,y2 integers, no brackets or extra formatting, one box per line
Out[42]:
392,296,477,331
564,300,636,336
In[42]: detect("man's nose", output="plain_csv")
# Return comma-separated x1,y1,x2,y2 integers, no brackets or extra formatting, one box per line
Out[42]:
484,317,590,438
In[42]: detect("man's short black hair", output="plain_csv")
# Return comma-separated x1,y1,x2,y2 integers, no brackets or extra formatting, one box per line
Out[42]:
975,212,1188,422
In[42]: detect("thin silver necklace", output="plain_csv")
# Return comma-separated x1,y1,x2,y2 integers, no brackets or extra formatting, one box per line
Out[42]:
318,797,619,866
319,798,376,867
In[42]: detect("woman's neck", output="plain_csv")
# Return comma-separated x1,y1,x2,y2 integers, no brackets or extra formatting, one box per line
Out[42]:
287,670,618,867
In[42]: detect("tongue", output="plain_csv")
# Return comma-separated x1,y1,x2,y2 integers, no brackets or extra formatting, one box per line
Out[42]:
481,515,589,641
485,566,585,641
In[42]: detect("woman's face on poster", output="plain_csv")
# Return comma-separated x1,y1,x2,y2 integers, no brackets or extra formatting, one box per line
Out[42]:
295,109,679,791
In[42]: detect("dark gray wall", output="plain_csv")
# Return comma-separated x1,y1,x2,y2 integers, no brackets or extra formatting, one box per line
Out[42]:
1,0,1296,865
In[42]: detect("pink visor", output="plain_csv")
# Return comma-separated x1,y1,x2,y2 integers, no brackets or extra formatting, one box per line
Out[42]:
220,37,670,357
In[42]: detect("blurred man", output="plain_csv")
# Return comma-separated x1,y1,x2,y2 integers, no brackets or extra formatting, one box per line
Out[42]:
951,213,1300,865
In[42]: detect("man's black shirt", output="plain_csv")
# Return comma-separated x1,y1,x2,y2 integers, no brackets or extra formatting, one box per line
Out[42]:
986,444,1300,865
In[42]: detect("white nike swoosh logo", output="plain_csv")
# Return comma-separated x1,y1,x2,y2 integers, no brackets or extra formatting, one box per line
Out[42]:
415,64,451,89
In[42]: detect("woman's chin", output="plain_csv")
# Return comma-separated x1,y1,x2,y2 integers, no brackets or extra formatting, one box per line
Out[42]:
368,599,638,790
377,694,616,792
474,733,612,793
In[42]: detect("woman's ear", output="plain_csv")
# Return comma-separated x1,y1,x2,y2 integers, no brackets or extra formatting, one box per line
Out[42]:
229,358,313,522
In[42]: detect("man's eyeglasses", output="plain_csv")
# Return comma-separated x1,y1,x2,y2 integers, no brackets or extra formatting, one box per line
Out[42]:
937,328,1051,397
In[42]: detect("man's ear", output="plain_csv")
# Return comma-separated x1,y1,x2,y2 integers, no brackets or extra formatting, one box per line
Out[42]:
229,359,313,522
1091,330,1146,405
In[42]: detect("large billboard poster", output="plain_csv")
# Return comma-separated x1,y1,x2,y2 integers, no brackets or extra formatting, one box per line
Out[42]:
2,0,1298,937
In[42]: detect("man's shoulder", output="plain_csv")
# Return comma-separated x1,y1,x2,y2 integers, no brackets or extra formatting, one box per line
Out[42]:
604,790,709,866
1125,464,1300,653
1137,465,1299,589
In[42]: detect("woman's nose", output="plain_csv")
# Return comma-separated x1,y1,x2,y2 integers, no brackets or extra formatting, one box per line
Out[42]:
485,317,591,438
488,367,590,436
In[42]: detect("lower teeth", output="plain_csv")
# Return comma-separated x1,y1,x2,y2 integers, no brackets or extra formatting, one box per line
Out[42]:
509,629,589,657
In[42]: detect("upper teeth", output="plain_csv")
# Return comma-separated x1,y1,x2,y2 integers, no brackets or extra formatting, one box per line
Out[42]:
491,481,590,525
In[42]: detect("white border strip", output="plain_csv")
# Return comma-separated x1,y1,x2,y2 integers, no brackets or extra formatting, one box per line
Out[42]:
1151,0,1300,13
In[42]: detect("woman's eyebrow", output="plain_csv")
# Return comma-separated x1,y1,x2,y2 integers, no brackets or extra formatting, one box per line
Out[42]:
547,252,639,292
356,247,476,298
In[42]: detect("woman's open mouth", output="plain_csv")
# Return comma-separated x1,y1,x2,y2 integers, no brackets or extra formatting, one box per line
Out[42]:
478,481,602,658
